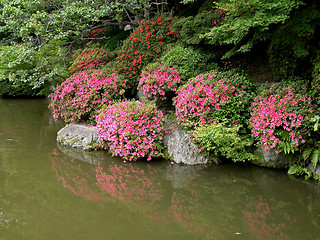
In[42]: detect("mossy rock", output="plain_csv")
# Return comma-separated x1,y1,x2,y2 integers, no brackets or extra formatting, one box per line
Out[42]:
252,148,289,168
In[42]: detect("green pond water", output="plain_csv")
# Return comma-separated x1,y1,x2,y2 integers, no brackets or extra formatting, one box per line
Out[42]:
0,98,320,240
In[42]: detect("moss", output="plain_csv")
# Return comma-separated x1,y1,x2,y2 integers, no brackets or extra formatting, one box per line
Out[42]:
84,141,101,151
71,139,80,145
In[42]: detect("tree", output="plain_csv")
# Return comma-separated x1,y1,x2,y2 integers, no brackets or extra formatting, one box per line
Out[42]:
0,0,170,96
200,0,303,59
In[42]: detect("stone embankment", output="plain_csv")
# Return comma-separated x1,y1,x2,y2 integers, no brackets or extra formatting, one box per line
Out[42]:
57,122,209,165
56,123,298,169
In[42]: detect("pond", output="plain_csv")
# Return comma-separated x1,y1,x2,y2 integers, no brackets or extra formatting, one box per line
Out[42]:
0,98,320,240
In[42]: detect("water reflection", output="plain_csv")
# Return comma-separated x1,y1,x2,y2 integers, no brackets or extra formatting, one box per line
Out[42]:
51,147,320,240
1,98,320,240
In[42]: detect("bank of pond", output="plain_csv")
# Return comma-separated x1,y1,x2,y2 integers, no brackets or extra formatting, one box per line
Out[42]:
1,97,320,240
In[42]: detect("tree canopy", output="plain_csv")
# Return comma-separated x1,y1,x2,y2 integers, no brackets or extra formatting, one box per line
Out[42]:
1,0,320,96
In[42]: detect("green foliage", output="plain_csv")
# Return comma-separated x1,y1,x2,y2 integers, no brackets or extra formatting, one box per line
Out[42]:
159,44,217,83
311,52,320,105
192,122,257,163
0,42,67,96
0,0,169,96
100,28,131,51
288,164,313,179
209,69,256,127
268,6,320,79
201,0,302,59
176,69,257,163
0,79,42,97
171,11,216,45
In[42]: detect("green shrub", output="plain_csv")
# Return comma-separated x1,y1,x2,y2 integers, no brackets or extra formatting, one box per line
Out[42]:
159,45,217,83
171,11,216,45
311,52,320,106
173,69,256,163
192,122,257,163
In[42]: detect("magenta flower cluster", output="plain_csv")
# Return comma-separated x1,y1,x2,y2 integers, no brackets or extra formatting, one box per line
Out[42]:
249,85,312,152
173,73,248,125
138,63,181,101
50,71,126,123
96,101,165,161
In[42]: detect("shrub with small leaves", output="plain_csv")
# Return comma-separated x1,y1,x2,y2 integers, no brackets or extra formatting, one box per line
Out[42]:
69,46,111,75
96,100,166,161
159,45,217,83
138,62,181,101
50,71,126,123
114,15,179,94
173,70,255,128
192,122,257,163
249,82,315,154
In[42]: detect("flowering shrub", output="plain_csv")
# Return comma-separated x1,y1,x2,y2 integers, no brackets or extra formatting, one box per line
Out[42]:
88,28,107,37
173,71,255,128
69,46,111,75
249,82,315,153
96,101,165,161
114,15,179,93
138,62,180,101
50,71,126,123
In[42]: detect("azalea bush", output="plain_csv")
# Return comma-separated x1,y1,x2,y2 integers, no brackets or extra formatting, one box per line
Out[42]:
68,45,111,75
96,101,166,161
114,15,179,94
50,71,126,123
249,82,315,154
173,70,256,163
173,70,255,128
138,62,181,101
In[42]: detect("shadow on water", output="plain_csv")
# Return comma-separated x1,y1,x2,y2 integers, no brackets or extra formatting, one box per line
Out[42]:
1,98,320,240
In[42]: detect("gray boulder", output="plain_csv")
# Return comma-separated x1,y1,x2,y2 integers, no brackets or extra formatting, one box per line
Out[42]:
57,122,100,150
163,129,209,165
253,148,289,168
307,162,320,178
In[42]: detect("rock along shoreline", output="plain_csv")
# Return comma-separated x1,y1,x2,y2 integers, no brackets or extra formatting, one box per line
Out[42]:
56,122,316,170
